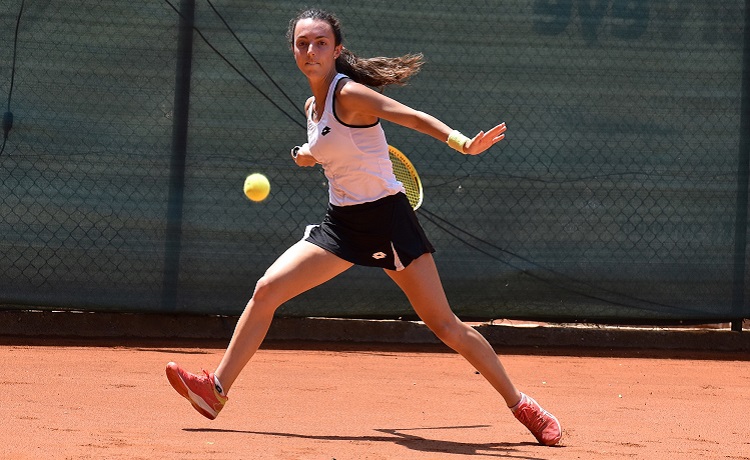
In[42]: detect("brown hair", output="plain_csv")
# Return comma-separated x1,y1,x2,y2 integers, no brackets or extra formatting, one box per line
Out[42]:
287,8,424,88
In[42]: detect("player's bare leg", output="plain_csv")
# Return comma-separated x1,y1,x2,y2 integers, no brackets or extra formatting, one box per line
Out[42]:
385,252,561,446
384,253,521,405
166,240,353,419
215,240,353,392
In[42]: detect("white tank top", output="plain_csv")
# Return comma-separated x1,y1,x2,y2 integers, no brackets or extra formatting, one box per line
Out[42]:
306,73,405,206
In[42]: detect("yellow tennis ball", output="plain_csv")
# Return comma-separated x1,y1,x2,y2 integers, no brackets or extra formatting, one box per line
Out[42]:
243,173,270,202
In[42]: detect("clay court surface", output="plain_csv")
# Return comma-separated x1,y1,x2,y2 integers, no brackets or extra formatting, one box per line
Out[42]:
1,338,748,460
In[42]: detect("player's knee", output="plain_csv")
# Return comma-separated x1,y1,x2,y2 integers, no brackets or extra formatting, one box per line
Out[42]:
429,318,467,350
248,276,281,313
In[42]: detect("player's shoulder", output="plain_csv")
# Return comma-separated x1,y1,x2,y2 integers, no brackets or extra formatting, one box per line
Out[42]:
336,78,378,101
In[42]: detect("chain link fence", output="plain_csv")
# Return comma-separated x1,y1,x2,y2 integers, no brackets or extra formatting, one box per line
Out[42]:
0,0,747,324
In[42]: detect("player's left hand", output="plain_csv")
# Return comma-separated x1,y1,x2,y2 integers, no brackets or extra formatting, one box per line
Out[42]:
463,122,506,156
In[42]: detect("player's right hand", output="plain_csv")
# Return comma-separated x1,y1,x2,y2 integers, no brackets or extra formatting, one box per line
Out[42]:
291,143,318,167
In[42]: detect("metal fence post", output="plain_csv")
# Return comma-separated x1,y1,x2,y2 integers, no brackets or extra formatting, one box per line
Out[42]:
732,0,750,332
162,0,195,311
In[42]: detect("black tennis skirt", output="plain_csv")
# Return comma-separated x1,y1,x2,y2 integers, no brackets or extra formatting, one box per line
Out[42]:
304,192,435,271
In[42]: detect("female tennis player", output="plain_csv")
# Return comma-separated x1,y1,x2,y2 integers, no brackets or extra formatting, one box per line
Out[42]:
166,8,561,446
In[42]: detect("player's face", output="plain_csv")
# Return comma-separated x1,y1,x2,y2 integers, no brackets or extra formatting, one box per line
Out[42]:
292,18,342,81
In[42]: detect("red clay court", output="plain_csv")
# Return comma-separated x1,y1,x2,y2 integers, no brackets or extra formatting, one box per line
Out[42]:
2,330,748,459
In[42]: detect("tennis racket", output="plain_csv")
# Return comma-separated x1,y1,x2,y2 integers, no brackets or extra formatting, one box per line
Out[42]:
389,145,423,210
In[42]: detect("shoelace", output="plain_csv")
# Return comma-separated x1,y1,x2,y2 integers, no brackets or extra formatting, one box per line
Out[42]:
518,405,550,433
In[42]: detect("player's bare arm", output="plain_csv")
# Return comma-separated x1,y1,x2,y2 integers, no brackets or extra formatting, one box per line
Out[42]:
336,80,506,155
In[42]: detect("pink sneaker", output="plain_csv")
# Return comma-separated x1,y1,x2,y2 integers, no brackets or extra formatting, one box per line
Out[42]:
512,393,562,446
165,362,227,420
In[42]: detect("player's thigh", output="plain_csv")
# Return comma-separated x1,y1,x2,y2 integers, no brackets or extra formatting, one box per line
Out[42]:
384,253,456,325
256,240,353,304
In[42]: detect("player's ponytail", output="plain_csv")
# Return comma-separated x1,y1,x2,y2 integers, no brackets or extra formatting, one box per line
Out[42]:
335,48,423,88
288,8,424,88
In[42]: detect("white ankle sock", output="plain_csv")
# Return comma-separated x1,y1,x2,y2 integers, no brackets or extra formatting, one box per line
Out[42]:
510,393,526,412
213,375,226,396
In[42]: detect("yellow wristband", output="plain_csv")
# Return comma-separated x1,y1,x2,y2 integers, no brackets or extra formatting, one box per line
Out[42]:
447,129,470,153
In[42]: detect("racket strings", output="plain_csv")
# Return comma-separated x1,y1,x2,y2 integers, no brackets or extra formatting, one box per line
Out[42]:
388,147,423,210
390,155,419,207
